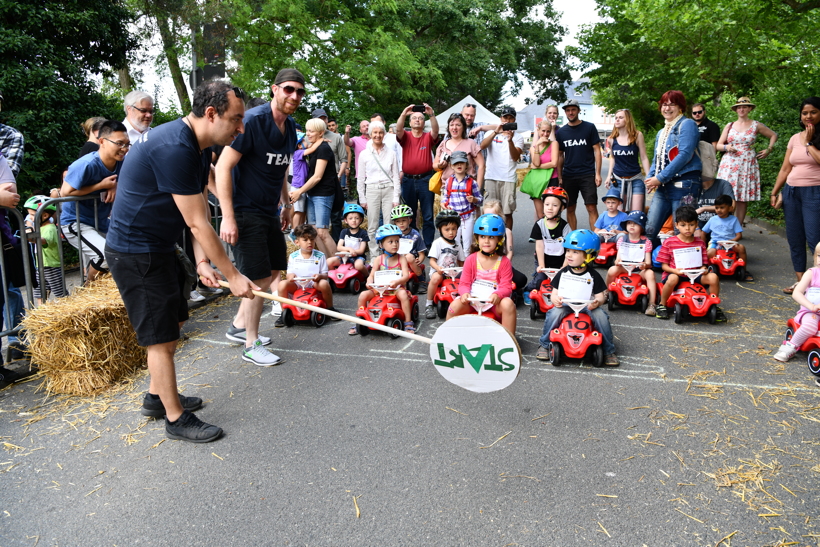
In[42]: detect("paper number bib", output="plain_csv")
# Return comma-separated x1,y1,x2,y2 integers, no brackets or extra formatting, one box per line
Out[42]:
291,257,320,278
398,238,414,255
673,246,703,269
620,242,646,263
806,287,820,305
471,279,497,301
374,269,402,286
557,273,594,301
344,235,362,250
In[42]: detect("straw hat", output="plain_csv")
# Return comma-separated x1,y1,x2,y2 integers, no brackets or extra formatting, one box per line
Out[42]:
731,97,755,111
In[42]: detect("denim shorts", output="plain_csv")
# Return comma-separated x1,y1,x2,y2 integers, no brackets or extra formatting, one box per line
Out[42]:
307,194,334,229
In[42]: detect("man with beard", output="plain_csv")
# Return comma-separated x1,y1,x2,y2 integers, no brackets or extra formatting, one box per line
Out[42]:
122,90,154,145
555,99,602,230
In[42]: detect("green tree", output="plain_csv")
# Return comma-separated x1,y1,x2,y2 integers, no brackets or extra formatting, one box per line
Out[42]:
0,0,135,192
227,0,570,124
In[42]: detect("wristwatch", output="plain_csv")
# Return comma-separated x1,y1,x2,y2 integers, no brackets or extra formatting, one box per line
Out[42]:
282,203,293,209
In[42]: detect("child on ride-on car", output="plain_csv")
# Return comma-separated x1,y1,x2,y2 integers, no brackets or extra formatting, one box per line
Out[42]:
524,186,570,295
350,224,414,334
655,206,725,321
702,194,752,281
327,203,369,273
605,210,658,316
535,229,619,366
446,214,517,334
425,209,466,319
390,204,427,279
275,224,337,327
773,242,820,372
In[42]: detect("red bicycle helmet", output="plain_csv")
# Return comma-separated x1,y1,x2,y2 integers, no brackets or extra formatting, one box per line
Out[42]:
542,186,568,208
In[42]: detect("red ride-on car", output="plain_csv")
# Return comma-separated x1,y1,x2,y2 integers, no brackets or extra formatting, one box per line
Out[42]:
784,318,820,376
432,267,462,319
280,277,328,328
328,252,370,293
594,231,618,268
529,267,560,320
608,261,651,312
545,299,605,367
354,284,419,338
661,269,722,324
707,240,747,281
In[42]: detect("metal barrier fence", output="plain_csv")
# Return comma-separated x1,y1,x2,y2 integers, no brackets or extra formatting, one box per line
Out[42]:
0,206,37,362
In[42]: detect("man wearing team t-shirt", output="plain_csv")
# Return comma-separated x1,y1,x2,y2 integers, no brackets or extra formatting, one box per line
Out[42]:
216,68,305,367
106,81,256,443
555,99,603,230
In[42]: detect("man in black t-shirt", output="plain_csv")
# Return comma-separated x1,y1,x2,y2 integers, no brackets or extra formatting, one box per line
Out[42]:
555,100,602,230
216,68,305,367
692,103,720,146
106,80,256,443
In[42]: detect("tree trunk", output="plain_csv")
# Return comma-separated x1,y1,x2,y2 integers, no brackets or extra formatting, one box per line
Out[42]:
156,16,191,112
117,67,134,92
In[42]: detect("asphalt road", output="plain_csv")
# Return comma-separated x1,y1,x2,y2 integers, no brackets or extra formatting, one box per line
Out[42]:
1,179,818,547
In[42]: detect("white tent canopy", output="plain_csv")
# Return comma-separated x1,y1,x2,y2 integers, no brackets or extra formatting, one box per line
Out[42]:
434,95,500,135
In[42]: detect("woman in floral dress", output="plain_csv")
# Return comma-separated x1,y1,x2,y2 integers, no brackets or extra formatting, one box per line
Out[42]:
716,97,778,225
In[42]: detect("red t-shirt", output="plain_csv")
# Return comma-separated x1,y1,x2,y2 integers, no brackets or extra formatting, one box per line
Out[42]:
397,130,436,175
656,235,708,279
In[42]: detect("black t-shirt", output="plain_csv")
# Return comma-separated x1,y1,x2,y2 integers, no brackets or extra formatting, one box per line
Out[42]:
556,121,600,177
78,141,100,158
306,142,339,197
552,265,607,296
529,217,569,269
229,102,297,217
697,118,721,144
107,119,211,253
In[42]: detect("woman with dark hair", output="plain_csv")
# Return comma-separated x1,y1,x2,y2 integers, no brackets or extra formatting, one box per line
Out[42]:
770,97,820,294
644,90,703,245
605,109,651,212
433,113,485,189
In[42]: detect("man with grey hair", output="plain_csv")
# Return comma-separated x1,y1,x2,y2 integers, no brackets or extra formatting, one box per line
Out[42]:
122,90,154,145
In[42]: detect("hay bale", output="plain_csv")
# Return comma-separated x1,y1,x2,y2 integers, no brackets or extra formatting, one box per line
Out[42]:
516,167,530,188
21,276,146,396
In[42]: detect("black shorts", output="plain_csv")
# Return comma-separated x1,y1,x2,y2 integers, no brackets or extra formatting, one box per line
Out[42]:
562,174,598,206
106,246,188,347
231,212,288,281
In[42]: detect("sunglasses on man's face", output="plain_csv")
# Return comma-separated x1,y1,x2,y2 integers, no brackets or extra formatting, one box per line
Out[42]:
692,110,704,115
280,85,306,98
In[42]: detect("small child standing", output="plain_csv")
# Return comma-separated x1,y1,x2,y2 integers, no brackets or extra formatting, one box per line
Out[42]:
24,197,66,303
655,205,725,321
594,187,629,241
425,209,466,319
702,194,752,281
440,150,482,252
535,229,619,366
773,242,820,371
605,211,657,316
327,203,369,272
351,224,414,334
446,214,517,334
524,186,570,295
390,204,427,279
275,224,337,328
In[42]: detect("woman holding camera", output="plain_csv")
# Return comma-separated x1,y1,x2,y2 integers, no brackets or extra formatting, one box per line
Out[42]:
433,113,485,191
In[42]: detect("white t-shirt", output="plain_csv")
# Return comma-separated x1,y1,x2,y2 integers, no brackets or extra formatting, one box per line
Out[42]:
485,132,525,182
428,237,465,270
0,155,15,184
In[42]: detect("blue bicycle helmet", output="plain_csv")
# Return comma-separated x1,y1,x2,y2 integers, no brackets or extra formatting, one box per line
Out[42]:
620,210,647,232
375,223,402,242
563,229,600,266
343,203,365,218
473,214,505,236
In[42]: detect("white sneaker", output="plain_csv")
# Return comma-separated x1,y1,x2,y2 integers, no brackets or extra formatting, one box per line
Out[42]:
773,343,797,362
270,301,282,317
242,340,282,366
198,286,224,295
189,290,206,302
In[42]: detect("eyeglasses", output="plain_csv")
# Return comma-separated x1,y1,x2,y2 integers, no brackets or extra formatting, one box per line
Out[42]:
130,105,154,115
464,103,477,108
280,85,306,98
104,138,131,149
660,103,678,108
692,110,704,115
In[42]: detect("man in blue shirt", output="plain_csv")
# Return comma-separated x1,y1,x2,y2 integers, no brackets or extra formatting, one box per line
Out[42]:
216,68,305,367
60,120,127,283
106,80,256,443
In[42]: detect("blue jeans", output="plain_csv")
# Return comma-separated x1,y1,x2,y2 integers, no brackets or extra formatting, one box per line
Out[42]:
540,304,616,355
783,184,820,273
645,177,702,247
306,194,334,229
401,175,435,248
2,285,24,346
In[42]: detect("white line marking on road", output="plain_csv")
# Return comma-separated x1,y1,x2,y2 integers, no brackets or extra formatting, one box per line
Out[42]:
609,323,781,339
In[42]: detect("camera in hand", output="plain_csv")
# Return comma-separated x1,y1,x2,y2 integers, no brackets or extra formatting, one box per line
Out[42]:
441,152,451,163
501,122,517,131
412,105,426,113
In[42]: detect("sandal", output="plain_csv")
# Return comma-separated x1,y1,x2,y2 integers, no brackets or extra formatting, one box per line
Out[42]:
742,272,755,282
348,326,359,336
783,282,798,294
404,321,415,333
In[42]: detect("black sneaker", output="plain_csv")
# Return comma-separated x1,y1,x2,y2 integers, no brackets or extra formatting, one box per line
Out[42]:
141,392,203,417
274,314,286,328
715,307,728,322
165,410,223,443
327,307,342,321
655,304,669,319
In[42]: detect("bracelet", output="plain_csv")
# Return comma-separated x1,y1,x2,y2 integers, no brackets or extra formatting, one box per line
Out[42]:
197,259,210,267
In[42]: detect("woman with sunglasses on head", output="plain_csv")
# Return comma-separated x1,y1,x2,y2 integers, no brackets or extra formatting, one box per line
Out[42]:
770,97,820,294
433,113,485,191
524,119,560,221
604,109,651,212
715,97,778,226
644,90,702,246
